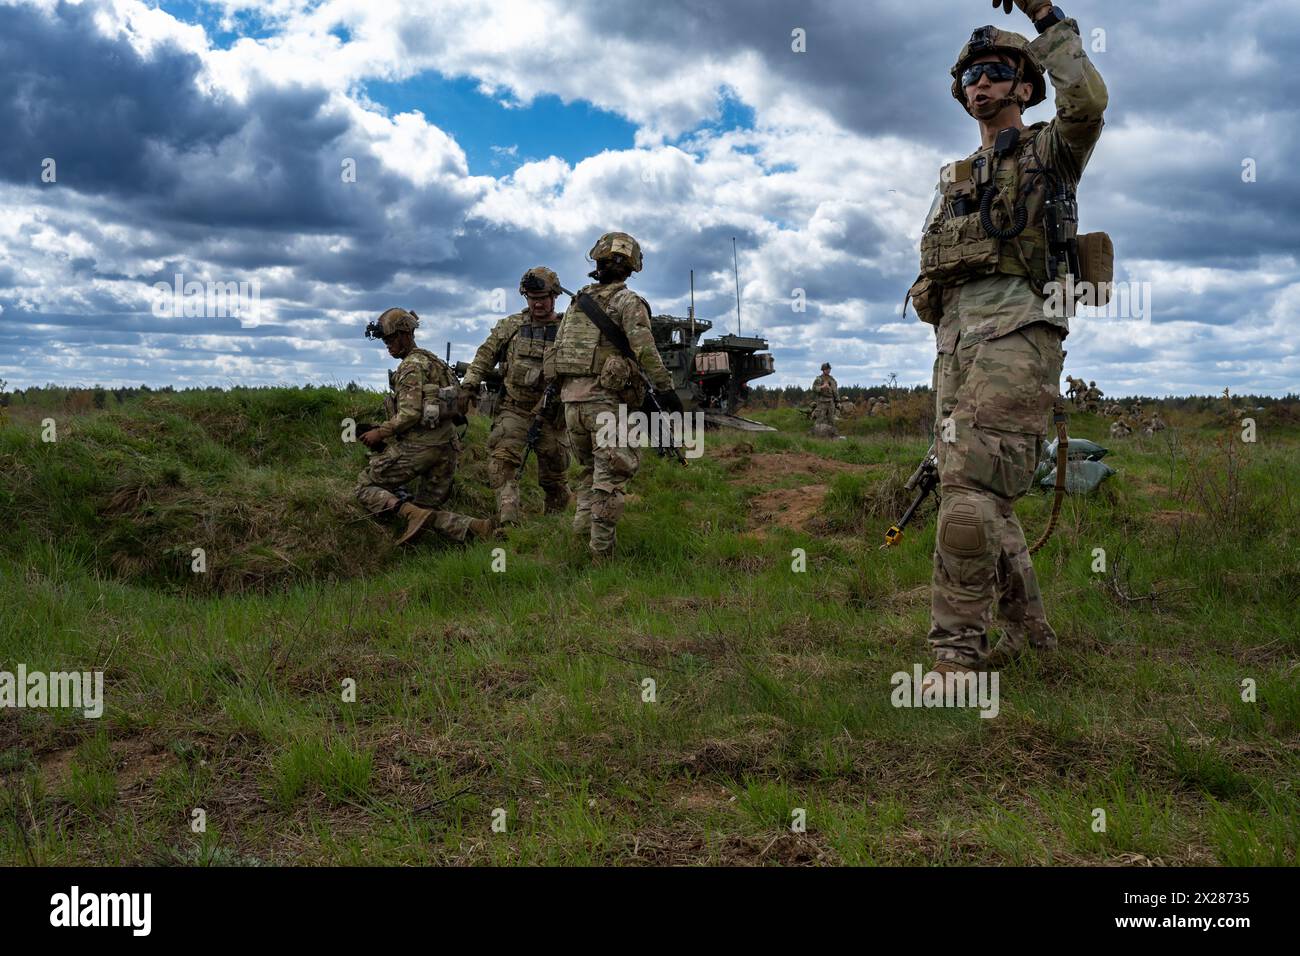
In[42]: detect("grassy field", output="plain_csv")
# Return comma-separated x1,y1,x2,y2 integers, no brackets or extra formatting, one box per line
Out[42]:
1,389,1297,866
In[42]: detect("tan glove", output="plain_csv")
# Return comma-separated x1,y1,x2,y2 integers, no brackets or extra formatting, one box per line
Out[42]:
456,384,476,416
993,0,1052,17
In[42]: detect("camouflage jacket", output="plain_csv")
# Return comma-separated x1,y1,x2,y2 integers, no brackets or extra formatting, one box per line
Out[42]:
546,280,673,403
813,374,838,405
461,309,559,412
375,347,457,442
916,17,1108,341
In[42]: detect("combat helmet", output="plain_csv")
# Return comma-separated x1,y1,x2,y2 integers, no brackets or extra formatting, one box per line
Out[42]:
588,232,643,272
950,25,1046,115
519,266,562,296
365,307,420,340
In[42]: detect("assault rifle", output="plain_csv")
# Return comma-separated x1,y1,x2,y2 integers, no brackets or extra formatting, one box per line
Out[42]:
516,382,559,481
883,443,937,547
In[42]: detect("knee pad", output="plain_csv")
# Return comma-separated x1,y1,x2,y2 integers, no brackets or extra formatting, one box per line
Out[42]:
938,496,994,559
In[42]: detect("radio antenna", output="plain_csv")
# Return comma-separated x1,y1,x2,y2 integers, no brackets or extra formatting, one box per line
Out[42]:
732,237,741,336
689,269,696,340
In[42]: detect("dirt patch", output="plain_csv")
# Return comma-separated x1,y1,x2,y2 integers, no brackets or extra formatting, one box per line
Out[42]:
750,485,830,532
37,737,177,793
726,452,860,483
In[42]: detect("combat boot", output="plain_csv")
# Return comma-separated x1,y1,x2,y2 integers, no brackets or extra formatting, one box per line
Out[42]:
395,502,433,545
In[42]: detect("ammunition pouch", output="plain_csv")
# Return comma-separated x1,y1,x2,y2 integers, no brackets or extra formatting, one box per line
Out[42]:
421,384,459,427
597,354,636,393
920,219,1057,292
1076,232,1114,305
920,214,1000,284
906,275,944,326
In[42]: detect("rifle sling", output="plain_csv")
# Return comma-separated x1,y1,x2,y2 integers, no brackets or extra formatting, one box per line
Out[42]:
573,292,645,378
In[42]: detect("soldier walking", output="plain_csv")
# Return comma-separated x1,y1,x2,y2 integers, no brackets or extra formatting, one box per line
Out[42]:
459,268,571,525
544,232,679,558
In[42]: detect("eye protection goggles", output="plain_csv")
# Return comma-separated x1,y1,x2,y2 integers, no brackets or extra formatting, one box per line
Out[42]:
961,61,1019,87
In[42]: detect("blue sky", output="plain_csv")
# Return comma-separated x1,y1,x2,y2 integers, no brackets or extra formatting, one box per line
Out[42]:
359,75,639,175
1,0,1297,396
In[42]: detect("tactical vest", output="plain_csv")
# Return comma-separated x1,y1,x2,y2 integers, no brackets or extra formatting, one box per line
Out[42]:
919,122,1057,292
552,282,650,378
501,314,558,409
386,348,456,439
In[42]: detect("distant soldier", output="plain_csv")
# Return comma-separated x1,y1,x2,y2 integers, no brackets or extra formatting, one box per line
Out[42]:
544,232,680,558
1148,411,1166,432
355,308,493,545
811,363,839,436
1065,375,1084,405
1131,399,1144,420
1109,418,1132,439
459,267,570,525
1084,381,1102,414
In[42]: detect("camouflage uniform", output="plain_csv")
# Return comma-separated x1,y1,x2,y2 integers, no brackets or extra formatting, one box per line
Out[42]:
545,235,673,557
1109,418,1132,439
355,346,478,542
910,18,1107,667
461,299,569,524
1084,383,1102,414
811,370,839,434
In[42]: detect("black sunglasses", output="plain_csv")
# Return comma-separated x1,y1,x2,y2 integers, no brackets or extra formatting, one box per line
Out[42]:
962,62,1019,87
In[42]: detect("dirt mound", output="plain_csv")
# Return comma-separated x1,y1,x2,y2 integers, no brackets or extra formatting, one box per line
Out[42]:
725,451,859,482
749,484,830,531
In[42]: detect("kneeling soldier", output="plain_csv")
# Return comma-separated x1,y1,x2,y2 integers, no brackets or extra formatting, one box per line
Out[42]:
355,308,493,545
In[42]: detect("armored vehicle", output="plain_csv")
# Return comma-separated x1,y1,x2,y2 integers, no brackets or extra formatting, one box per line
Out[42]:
649,314,775,431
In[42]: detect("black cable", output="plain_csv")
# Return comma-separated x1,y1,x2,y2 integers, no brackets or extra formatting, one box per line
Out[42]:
979,182,1029,239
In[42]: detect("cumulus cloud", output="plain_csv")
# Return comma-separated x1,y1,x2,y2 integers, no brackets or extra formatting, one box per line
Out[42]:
0,0,1295,395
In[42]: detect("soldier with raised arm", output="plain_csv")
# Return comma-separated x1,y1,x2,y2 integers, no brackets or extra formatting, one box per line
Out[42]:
907,1,1108,681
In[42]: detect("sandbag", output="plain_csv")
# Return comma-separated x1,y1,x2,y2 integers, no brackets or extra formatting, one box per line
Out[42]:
1040,459,1115,495
1044,436,1108,462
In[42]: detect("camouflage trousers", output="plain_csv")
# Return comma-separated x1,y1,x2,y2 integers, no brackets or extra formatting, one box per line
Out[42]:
564,399,640,556
929,312,1065,667
354,434,477,542
811,400,836,427
487,403,571,523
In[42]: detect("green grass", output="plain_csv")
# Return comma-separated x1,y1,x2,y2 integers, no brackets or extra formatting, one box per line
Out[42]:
1,390,1297,865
